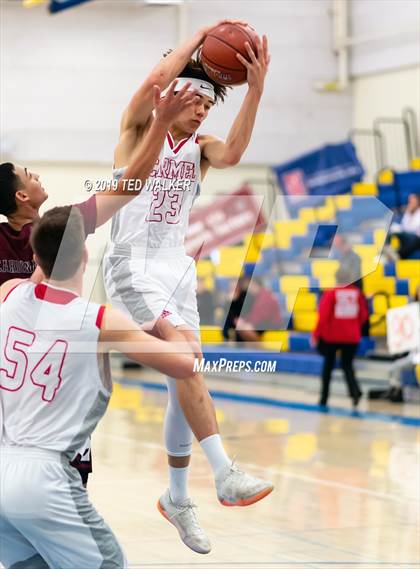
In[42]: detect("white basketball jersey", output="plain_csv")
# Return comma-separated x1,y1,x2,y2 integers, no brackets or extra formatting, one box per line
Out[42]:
0,281,111,458
110,131,201,251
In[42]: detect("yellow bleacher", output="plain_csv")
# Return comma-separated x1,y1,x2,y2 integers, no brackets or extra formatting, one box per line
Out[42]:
280,275,310,294
363,277,396,295
243,233,263,263
372,295,409,315
378,169,394,185
369,314,387,336
408,279,420,298
274,219,308,248
261,331,289,351
299,208,317,222
215,246,246,277
373,228,387,248
395,260,420,279
287,291,318,313
293,311,318,333
200,326,224,344
352,182,378,196
361,262,383,280
311,259,340,278
333,195,352,209
317,276,336,289
411,157,420,171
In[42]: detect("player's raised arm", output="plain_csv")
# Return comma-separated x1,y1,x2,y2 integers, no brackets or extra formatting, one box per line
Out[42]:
99,307,197,380
94,81,198,228
120,19,247,134
200,35,270,172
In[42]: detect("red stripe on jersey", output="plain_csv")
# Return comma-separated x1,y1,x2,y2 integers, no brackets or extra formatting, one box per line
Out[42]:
34,283,78,305
96,305,106,329
167,132,192,155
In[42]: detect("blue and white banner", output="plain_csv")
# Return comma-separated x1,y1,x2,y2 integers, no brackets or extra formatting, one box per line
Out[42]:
49,0,92,13
273,141,364,199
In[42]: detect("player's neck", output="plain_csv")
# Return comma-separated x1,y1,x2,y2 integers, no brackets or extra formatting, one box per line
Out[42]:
169,126,192,145
7,205,39,231
47,273,83,297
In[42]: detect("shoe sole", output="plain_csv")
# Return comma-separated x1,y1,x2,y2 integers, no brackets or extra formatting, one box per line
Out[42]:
219,485,274,507
157,499,211,555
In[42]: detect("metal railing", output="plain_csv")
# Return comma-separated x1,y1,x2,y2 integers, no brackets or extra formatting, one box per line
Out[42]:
349,128,385,181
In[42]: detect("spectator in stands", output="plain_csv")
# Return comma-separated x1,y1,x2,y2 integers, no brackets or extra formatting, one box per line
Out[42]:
333,235,362,286
222,276,251,341
236,277,282,343
197,277,215,325
312,267,368,408
388,193,420,259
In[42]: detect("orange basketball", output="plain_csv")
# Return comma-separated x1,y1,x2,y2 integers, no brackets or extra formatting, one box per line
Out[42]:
200,23,259,86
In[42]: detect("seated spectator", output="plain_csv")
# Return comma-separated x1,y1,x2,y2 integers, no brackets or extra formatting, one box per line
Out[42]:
236,277,282,343
197,277,216,325
312,267,368,408
388,193,420,259
222,276,252,341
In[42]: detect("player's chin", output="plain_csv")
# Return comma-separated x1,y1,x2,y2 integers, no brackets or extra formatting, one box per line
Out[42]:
39,191,49,204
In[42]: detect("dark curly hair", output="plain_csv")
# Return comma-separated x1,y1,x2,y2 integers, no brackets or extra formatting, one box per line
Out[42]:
164,51,229,104
0,162,21,217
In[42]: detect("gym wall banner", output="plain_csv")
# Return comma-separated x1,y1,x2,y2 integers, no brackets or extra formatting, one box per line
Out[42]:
49,0,92,12
23,0,93,12
273,141,364,200
185,186,266,259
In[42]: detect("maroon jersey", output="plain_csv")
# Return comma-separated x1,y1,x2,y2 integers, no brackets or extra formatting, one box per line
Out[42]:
0,196,97,286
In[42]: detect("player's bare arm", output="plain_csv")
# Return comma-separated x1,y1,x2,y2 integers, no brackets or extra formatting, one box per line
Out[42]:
0,278,25,302
115,19,246,166
99,307,196,380
94,80,198,227
199,35,270,176
120,19,246,131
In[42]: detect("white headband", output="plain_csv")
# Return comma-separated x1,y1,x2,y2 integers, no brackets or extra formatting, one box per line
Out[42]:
165,77,215,102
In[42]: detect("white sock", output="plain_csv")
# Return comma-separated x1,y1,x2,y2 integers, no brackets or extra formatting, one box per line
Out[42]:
169,465,189,505
200,434,231,479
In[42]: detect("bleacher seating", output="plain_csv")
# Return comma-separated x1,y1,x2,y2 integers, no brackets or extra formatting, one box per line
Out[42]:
197,165,420,374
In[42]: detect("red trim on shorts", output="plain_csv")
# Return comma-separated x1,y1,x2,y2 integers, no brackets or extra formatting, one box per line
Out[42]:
34,283,78,305
96,305,106,329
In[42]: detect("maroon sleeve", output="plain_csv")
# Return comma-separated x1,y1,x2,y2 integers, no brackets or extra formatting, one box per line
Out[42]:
74,196,97,237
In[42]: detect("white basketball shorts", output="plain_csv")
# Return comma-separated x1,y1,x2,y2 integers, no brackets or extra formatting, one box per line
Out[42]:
0,446,127,569
103,246,200,335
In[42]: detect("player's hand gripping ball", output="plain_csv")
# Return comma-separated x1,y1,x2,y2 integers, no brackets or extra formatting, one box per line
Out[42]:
200,22,260,86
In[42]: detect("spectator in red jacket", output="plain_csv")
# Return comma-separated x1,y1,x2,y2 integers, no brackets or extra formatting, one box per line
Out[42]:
312,268,369,408
236,277,282,343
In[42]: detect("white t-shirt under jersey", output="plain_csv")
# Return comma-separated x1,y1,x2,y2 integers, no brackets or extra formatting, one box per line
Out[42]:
0,281,111,458
111,131,201,252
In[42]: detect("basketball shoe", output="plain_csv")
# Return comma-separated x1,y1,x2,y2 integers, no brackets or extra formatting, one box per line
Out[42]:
157,489,211,554
216,462,274,506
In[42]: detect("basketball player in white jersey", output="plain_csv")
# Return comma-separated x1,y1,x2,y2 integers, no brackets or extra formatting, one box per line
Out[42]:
0,206,197,568
103,21,272,554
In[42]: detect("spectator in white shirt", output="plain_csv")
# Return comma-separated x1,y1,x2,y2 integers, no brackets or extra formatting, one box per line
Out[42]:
389,193,420,259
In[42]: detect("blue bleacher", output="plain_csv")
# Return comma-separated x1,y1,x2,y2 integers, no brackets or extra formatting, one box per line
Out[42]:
378,184,398,209
394,172,420,206
384,263,396,276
